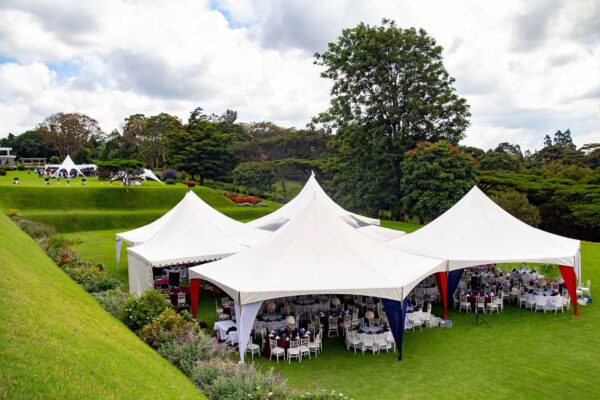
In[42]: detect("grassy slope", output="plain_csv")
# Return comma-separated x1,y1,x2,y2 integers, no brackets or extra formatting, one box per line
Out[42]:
0,214,204,400
0,171,279,232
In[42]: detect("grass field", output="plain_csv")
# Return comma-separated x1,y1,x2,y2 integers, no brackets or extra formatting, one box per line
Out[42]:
0,213,204,400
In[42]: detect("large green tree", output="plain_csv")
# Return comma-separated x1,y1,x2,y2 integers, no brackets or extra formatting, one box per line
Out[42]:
165,107,235,184
401,141,476,223
38,112,103,159
232,161,275,195
491,190,541,227
313,20,470,217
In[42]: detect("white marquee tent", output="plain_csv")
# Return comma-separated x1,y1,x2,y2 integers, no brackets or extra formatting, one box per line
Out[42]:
189,195,446,362
45,155,86,177
247,172,380,231
127,192,271,295
386,186,581,272
357,224,406,242
142,169,162,183
386,186,582,315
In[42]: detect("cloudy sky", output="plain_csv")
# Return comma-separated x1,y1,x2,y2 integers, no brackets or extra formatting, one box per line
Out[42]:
0,0,599,151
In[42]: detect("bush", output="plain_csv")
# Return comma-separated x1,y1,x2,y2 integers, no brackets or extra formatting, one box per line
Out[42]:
120,289,172,332
139,309,198,349
163,169,177,180
0,169,6,176
184,180,196,188
65,262,121,293
14,218,57,241
165,178,176,185
92,289,132,317
158,331,231,375
16,164,25,171
44,235,81,266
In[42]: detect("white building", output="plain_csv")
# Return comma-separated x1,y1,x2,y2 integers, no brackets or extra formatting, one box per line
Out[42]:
0,147,16,166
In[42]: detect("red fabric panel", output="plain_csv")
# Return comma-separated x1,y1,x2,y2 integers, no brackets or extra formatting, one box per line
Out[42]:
434,272,448,320
559,266,578,316
190,278,201,319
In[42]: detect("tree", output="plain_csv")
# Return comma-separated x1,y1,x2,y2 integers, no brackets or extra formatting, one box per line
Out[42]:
95,159,143,192
494,142,522,158
478,151,521,171
401,141,476,224
313,20,470,218
0,130,59,160
164,107,235,184
232,162,275,195
143,113,183,169
543,134,553,147
553,129,575,149
491,190,541,227
38,112,102,158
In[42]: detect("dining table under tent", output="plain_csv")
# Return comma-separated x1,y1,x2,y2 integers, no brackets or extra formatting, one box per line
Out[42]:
125,192,271,294
189,195,447,363
386,186,582,317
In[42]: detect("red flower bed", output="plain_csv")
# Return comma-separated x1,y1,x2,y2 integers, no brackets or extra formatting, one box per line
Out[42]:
223,193,262,204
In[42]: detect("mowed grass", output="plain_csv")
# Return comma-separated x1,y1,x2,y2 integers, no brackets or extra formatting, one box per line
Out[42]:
67,221,600,399
0,170,279,232
0,213,204,400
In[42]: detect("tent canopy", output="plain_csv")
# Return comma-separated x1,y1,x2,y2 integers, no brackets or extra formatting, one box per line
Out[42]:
127,192,271,267
52,155,84,177
247,172,380,231
189,194,446,305
387,186,581,272
142,169,162,183
357,225,405,243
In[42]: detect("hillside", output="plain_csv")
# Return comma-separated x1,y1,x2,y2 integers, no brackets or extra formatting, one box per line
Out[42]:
0,213,204,399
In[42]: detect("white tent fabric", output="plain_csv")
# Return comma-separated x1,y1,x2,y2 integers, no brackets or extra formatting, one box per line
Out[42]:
190,195,446,305
386,186,581,276
247,172,380,230
126,192,271,295
142,169,162,183
190,195,446,360
52,155,84,177
357,225,406,242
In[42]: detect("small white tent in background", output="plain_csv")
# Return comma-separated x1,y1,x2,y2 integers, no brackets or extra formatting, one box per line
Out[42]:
125,192,271,295
189,195,446,362
52,155,85,177
141,169,162,183
247,171,380,231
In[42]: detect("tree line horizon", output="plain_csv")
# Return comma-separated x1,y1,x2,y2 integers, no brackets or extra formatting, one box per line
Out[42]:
1,20,598,241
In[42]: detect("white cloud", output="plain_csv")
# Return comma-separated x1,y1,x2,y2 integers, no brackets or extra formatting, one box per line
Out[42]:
0,0,598,151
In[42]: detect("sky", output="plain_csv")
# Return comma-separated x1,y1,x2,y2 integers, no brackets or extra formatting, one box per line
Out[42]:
0,0,599,151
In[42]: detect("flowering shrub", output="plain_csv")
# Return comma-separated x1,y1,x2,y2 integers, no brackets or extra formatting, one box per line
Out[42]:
184,180,197,187
44,235,81,265
65,262,121,293
92,289,131,317
120,289,172,332
223,193,262,204
162,169,177,180
158,330,231,375
139,309,198,349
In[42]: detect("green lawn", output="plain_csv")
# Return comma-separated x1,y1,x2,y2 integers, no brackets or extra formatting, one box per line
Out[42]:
0,213,204,400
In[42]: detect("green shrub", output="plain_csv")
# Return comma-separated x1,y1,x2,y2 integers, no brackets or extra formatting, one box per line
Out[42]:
44,235,81,265
0,169,6,176
165,178,176,185
92,289,132,317
158,331,231,375
139,309,198,349
16,164,25,171
65,262,121,293
120,289,172,332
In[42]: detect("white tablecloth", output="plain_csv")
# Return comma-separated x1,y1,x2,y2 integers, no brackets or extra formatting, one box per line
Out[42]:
214,320,236,340
414,287,438,298
254,319,287,332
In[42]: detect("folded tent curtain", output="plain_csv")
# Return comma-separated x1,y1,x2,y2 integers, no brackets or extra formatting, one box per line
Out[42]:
558,266,579,316
446,269,464,309
382,297,409,361
115,238,123,270
234,301,264,363
190,279,201,319
434,272,448,320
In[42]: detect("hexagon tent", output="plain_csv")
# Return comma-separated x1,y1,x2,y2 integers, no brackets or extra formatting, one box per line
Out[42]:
52,155,84,177
189,195,446,362
247,172,380,231
386,186,582,315
127,192,271,295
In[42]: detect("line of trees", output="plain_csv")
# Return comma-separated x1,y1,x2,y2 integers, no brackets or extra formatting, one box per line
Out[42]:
1,19,598,240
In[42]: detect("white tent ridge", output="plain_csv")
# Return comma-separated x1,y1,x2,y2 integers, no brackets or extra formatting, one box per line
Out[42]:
247,172,380,231
45,155,95,177
125,191,271,295
386,186,581,276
